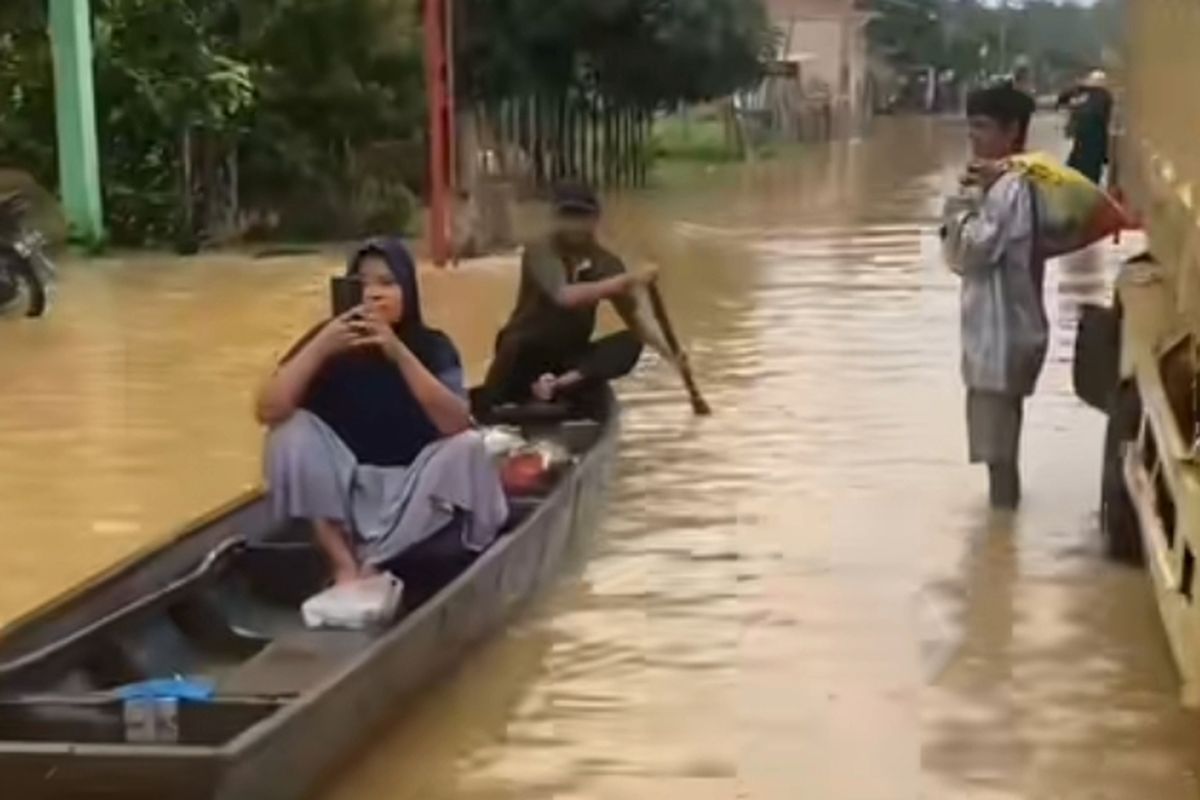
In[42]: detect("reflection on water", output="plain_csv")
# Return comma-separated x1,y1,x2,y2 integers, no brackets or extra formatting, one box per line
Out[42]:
2,118,1199,798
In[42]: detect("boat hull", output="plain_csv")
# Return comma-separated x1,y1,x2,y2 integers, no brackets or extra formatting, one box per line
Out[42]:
0,396,620,799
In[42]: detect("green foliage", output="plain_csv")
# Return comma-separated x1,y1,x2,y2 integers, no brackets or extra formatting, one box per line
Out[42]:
596,0,774,105
1,0,772,244
92,0,255,242
866,0,1119,89
0,0,56,186
235,0,425,240
0,0,423,245
652,113,740,163
459,0,773,107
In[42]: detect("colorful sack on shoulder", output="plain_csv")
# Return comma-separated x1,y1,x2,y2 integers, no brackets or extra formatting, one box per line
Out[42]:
1006,152,1132,255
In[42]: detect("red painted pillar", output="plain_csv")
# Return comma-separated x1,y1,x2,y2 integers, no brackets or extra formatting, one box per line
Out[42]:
444,0,457,199
424,0,454,266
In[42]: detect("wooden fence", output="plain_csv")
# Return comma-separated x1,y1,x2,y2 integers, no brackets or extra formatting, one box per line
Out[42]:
493,94,652,190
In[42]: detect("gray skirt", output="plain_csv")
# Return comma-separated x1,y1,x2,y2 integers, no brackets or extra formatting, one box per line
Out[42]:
264,410,508,567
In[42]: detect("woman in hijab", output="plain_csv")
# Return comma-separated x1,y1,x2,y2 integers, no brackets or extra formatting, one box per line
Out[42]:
257,238,507,587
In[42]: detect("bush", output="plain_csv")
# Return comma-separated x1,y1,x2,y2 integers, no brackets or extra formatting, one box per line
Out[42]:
0,0,426,246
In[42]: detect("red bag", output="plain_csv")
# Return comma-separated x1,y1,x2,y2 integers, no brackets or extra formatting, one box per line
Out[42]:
500,452,550,496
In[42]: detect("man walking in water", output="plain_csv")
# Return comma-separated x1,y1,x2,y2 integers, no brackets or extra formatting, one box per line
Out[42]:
941,85,1045,509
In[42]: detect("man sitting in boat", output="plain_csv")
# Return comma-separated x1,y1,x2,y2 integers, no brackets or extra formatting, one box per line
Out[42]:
256,238,508,586
480,182,667,415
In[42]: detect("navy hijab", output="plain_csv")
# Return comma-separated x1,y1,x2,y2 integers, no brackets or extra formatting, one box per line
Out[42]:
298,238,463,466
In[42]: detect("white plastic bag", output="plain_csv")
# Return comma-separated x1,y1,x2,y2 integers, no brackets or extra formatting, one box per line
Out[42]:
481,426,526,458
301,574,404,630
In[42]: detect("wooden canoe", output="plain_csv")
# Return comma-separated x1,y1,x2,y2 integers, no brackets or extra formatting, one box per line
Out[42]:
0,391,620,799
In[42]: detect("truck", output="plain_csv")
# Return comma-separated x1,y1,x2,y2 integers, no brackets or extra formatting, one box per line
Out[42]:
1082,0,1200,705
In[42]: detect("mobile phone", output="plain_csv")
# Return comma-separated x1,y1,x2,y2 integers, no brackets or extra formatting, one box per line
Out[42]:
330,277,363,317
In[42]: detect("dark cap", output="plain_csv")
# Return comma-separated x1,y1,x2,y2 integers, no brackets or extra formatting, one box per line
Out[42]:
552,181,601,216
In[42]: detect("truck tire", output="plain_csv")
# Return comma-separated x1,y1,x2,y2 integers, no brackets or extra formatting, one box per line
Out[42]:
1101,380,1143,564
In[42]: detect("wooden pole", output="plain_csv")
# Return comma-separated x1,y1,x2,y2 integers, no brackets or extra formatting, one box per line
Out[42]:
616,107,625,187
627,109,636,186
565,96,576,179
647,283,711,416
423,0,453,265
555,94,567,181
575,98,584,180
629,110,637,187
603,103,613,188
643,109,651,186
634,110,641,184
590,99,600,187
445,0,457,197
532,95,544,187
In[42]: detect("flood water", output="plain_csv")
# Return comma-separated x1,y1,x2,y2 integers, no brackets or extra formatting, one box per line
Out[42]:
3,116,1200,798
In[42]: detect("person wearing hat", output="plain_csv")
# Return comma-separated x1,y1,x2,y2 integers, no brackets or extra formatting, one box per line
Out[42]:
1056,70,1112,184
941,84,1045,510
480,182,664,414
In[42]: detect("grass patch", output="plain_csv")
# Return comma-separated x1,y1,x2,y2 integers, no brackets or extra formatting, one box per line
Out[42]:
651,115,742,163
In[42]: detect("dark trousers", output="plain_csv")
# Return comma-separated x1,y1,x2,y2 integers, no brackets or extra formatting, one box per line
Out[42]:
1068,142,1106,184
481,330,643,411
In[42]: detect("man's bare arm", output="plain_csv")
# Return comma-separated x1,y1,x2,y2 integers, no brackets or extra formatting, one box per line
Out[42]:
555,274,637,308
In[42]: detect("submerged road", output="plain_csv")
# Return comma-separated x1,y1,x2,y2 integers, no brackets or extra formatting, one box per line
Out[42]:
1,116,1198,798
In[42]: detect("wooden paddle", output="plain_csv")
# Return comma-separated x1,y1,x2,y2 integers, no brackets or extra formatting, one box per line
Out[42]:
646,282,712,416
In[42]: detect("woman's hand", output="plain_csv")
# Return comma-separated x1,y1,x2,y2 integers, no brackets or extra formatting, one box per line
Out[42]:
312,307,370,359
349,309,470,435
256,309,365,427
355,310,409,363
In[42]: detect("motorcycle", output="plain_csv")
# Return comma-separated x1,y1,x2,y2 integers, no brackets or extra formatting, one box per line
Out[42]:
0,192,55,318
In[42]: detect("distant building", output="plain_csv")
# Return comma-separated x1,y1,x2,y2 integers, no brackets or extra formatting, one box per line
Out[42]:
765,0,873,137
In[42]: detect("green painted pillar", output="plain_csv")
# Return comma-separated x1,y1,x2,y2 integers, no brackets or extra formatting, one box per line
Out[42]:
48,0,104,244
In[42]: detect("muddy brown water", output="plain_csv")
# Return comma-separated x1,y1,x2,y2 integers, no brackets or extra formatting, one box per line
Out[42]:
1,117,1198,798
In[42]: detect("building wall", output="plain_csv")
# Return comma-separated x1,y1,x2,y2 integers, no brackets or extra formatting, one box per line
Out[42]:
765,0,871,136
786,18,843,93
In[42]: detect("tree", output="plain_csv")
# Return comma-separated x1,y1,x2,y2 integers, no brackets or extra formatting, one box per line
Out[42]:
92,0,255,242
865,0,1119,91
0,0,426,245
0,0,57,187
458,0,773,107
594,0,773,106
235,0,426,239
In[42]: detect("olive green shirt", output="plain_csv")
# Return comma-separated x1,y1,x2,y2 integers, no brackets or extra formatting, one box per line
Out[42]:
499,237,635,354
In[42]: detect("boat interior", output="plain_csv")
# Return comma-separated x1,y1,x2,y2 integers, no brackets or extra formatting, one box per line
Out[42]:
0,416,606,750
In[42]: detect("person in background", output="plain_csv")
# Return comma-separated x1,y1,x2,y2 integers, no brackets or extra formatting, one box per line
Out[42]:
941,85,1045,510
1011,60,1035,98
1056,70,1113,184
257,238,507,586
481,181,671,415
